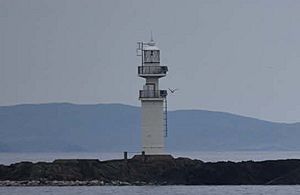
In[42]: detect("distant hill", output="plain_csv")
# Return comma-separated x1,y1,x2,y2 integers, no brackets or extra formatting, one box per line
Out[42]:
0,103,300,152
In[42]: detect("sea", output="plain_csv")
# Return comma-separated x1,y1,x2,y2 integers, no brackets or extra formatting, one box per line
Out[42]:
1,151,300,195
1,185,300,195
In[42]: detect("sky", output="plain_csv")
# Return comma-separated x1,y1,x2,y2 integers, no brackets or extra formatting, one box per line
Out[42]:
1,0,300,122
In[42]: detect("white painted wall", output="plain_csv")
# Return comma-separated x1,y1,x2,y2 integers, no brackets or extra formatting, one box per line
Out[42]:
141,100,164,154
145,78,159,90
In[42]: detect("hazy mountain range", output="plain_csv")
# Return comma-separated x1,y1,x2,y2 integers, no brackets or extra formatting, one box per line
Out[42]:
0,103,300,152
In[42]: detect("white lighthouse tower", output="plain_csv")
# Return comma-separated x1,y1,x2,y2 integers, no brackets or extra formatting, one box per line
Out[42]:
137,37,168,155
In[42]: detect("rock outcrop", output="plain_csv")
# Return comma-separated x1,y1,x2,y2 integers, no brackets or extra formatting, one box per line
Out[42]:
1,156,300,185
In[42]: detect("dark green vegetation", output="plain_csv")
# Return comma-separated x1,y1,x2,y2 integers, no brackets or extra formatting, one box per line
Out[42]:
1,103,300,152
1,157,300,185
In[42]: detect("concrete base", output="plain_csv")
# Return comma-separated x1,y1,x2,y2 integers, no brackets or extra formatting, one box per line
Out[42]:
132,154,174,162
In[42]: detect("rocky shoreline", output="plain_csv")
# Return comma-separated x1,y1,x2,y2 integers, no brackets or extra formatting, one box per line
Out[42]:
2,155,300,186
0,180,151,186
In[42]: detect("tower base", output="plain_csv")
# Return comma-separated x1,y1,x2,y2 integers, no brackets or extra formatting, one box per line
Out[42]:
132,154,174,162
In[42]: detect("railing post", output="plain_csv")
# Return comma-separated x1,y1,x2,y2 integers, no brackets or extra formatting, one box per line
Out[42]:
124,151,128,161
141,151,146,162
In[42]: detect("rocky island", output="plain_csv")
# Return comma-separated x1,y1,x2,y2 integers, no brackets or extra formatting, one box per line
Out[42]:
1,155,300,186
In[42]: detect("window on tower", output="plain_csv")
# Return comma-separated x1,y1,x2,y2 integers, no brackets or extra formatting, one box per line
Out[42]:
144,50,160,63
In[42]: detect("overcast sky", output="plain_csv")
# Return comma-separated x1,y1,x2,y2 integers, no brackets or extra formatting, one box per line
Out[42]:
1,0,300,122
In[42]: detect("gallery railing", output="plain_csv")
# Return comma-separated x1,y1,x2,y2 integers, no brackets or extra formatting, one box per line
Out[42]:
138,66,168,75
139,90,168,98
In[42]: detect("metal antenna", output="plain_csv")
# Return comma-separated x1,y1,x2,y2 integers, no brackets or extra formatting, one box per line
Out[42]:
150,30,154,42
137,41,144,65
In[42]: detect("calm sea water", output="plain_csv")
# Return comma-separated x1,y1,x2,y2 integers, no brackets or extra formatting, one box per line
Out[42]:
1,186,300,195
2,151,300,194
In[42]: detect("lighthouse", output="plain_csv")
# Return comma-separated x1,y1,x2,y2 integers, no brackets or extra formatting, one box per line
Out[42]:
137,37,168,154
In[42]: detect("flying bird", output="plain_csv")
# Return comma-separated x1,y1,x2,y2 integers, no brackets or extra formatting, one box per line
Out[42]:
168,88,179,93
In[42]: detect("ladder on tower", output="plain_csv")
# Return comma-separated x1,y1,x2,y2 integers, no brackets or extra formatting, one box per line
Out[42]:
164,98,168,137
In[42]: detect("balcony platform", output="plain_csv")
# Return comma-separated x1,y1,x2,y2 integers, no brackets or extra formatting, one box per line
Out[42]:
138,66,168,78
139,90,167,100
